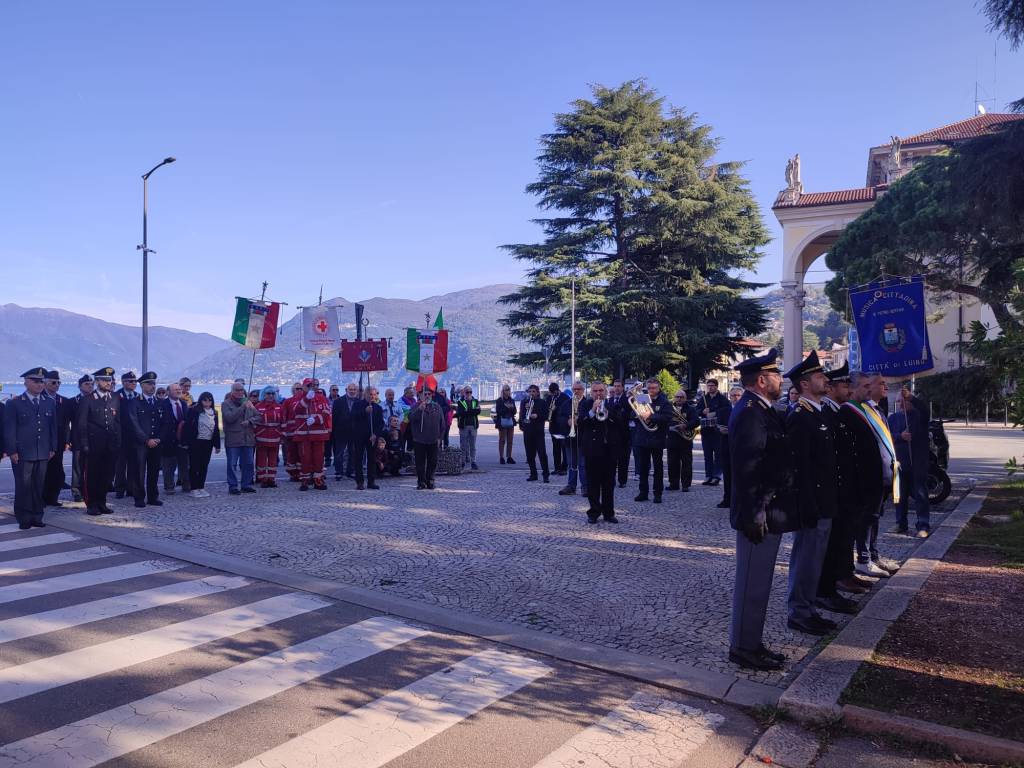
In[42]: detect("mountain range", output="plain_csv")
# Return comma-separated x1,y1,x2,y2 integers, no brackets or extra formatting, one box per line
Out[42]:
1,285,834,385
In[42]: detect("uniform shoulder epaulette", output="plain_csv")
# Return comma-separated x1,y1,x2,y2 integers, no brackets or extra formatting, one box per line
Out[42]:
799,401,814,412
745,399,754,408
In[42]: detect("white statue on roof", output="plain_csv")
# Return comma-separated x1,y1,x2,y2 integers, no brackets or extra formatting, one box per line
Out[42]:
782,154,803,203
885,136,903,183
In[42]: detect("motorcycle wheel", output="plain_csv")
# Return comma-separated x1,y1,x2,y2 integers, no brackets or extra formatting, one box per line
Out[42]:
927,467,952,505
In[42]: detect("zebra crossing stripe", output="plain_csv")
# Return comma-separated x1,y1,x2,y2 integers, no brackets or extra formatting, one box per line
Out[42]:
233,649,552,768
0,574,251,643
0,546,124,576
0,617,430,768
0,533,79,553
0,560,184,605
0,525,23,535
0,592,329,704
529,691,725,768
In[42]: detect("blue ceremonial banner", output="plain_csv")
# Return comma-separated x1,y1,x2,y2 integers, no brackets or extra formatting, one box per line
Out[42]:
849,278,933,376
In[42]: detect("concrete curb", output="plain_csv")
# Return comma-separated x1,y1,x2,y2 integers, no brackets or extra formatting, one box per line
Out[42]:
777,489,988,724
844,705,1024,765
30,510,782,710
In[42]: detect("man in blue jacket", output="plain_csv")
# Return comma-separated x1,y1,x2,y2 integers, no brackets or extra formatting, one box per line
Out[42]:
889,385,931,537
3,367,58,530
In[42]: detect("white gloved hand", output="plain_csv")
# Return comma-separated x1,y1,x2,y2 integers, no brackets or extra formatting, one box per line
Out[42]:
305,390,315,400
306,416,315,425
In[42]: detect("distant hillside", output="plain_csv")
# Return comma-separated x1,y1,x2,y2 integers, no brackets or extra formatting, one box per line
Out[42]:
184,284,537,386
755,285,842,347
0,304,233,382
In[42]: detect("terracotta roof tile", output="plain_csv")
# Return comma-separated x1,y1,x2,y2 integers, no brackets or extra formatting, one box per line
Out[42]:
773,187,878,209
884,113,1023,147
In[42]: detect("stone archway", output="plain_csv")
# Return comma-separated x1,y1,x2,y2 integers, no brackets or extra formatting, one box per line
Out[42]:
773,201,874,365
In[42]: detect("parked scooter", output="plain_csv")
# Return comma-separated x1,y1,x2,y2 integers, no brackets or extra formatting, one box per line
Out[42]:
927,419,952,504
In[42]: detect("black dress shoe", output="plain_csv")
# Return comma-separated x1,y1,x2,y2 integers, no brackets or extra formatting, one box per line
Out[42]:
241,487,257,494
604,516,619,524
86,509,102,517
787,617,828,636
30,520,47,528
357,483,365,490
634,494,648,502
558,486,575,496
708,477,721,486
817,595,859,615
758,644,787,663
729,647,783,671
499,458,506,464
716,500,730,508
682,486,690,492
367,484,380,490
417,483,426,490
653,496,662,504
813,615,838,630
586,515,599,524
134,501,147,509
426,481,435,490
101,506,115,515
543,476,550,483
148,500,164,507
506,457,516,464
666,485,679,491
18,522,31,530
526,475,538,482
229,488,242,495
701,478,714,486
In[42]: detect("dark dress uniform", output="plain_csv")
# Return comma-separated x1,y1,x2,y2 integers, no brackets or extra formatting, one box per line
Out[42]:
836,397,886,569
77,368,122,516
519,395,550,481
697,389,731,482
548,390,570,474
127,375,166,507
666,401,699,491
114,373,139,498
578,396,622,522
3,369,58,529
629,390,671,502
728,349,797,671
783,351,838,634
42,371,70,506
68,377,92,502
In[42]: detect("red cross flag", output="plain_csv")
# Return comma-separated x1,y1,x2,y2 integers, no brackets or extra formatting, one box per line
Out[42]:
299,304,340,352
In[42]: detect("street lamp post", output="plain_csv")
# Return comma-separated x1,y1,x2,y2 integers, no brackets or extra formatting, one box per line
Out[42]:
137,156,176,372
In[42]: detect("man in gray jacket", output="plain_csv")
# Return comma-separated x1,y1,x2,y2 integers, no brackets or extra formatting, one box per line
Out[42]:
222,381,260,495
4,367,58,529
409,387,447,490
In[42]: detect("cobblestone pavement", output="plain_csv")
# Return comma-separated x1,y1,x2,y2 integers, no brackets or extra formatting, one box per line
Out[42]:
2,427,972,689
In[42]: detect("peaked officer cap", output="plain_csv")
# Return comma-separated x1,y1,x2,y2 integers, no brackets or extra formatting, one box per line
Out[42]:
78,374,94,385
21,367,47,380
733,348,780,375
784,350,824,382
825,361,850,383
121,371,137,382
44,370,60,381
93,367,116,380
138,371,158,384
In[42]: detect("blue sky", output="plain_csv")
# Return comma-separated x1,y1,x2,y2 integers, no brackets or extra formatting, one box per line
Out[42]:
2,1,1021,337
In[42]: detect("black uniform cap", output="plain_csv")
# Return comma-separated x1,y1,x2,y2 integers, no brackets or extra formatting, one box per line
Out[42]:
825,361,850,383
21,367,47,381
733,347,780,375
138,371,158,384
93,367,115,380
784,350,824,382
78,374,94,385
121,371,137,382
44,370,60,381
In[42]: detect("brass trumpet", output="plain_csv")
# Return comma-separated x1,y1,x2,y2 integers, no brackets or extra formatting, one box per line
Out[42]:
594,397,609,422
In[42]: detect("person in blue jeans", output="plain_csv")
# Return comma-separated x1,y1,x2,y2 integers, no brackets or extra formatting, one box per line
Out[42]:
221,382,259,495
888,386,931,536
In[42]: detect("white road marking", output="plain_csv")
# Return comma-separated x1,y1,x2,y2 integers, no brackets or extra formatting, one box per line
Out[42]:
233,649,552,768
0,592,329,704
0,560,183,605
0,574,250,643
0,547,124,576
0,533,78,553
529,691,725,768
0,617,430,768
0,525,23,535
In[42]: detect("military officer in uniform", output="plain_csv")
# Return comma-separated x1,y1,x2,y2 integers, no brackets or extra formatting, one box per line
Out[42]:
784,351,839,636
42,370,70,507
127,371,166,508
77,367,122,516
68,374,94,502
727,349,796,670
3,368,58,530
114,371,139,499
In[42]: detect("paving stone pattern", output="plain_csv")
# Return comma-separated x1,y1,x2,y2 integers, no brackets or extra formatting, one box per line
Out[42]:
5,463,965,687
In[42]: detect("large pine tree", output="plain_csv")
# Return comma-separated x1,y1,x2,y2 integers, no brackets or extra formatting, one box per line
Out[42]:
500,81,769,384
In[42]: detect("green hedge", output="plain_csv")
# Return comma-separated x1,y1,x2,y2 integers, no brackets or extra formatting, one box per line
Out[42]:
912,366,1007,420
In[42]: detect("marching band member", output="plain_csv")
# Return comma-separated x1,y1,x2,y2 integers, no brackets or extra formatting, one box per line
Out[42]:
578,381,621,523
629,378,671,503
519,384,550,483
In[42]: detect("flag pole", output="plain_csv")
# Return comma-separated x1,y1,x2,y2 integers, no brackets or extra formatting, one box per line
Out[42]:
246,281,268,394
311,284,324,379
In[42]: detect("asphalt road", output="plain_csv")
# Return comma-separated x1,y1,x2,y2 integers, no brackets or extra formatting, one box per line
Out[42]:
0,524,757,768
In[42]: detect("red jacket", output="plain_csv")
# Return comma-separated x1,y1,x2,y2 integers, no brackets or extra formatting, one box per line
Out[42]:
291,392,332,442
255,401,284,446
282,395,300,438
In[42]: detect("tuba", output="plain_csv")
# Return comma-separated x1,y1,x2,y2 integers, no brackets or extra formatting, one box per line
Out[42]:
672,405,697,440
628,383,659,433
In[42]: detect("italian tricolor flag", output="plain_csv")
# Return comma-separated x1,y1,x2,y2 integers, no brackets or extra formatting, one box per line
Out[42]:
406,328,449,374
231,298,280,349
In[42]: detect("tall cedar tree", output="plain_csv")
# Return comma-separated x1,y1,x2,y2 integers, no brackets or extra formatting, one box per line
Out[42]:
499,81,769,383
